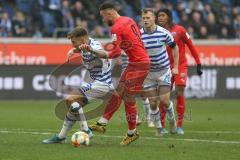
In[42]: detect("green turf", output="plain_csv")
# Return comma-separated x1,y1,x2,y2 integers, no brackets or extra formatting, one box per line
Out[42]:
0,100,240,160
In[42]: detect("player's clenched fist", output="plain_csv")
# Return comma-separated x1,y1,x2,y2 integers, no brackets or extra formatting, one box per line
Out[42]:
78,44,91,52
66,48,80,62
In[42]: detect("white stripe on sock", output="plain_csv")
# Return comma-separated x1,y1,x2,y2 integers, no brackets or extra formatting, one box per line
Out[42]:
98,117,108,124
58,116,75,138
128,128,136,135
150,108,162,129
78,107,89,131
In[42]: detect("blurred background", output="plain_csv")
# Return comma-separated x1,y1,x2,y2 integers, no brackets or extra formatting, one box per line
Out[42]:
0,0,240,38
0,0,240,100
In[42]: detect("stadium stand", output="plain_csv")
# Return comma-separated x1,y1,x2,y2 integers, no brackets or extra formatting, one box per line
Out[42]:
0,0,239,39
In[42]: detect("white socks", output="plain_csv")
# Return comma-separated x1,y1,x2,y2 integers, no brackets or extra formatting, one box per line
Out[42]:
143,98,150,121
58,112,76,138
58,102,89,138
166,101,176,121
78,106,89,132
150,108,162,129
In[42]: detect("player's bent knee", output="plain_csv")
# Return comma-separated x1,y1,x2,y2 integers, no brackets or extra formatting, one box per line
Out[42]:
176,90,184,97
122,92,135,103
159,96,170,106
65,95,87,107
176,86,185,96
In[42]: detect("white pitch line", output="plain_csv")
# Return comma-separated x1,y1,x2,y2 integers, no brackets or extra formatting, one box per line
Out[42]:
95,135,240,144
101,129,240,134
180,130,240,134
1,128,240,134
1,129,240,145
0,130,52,135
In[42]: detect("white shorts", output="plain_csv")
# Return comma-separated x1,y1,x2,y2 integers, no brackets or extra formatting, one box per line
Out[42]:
79,80,114,101
143,68,172,90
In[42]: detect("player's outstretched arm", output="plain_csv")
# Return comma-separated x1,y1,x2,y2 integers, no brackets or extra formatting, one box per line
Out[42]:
185,41,203,76
185,39,203,76
180,27,202,76
182,31,201,65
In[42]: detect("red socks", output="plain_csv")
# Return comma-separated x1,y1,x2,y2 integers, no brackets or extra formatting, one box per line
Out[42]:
102,92,137,130
124,101,137,130
159,102,166,128
176,95,186,127
159,96,186,128
103,93,122,120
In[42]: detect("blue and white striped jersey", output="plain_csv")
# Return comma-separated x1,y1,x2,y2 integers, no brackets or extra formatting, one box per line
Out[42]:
80,38,112,84
120,52,128,70
140,25,175,72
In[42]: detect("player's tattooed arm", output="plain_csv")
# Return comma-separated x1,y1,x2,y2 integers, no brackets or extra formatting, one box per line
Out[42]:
89,47,109,59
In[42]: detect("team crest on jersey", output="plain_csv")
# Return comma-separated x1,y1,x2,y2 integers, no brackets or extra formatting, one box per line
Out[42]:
157,39,164,46
111,34,117,41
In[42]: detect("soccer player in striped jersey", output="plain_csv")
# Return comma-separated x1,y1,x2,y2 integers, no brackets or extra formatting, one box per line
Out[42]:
157,9,202,135
141,8,179,136
42,27,114,144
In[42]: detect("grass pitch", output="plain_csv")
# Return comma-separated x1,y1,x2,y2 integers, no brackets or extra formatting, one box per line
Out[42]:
0,100,240,160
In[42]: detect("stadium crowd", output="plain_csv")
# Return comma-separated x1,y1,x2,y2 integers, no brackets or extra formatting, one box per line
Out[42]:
0,0,239,39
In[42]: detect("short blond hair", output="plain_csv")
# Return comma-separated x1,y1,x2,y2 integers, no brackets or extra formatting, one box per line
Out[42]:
67,27,88,39
142,8,156,15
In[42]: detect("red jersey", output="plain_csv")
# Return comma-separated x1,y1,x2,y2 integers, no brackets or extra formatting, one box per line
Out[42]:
108,16,150,63
167,25,200,69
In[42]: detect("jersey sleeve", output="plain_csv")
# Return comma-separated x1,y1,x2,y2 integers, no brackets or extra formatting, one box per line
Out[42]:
165,29,176,48
90,40,104,50
108,28,122,59
180,27,201,64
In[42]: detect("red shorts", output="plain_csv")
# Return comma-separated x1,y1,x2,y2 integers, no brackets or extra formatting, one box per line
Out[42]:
120,62,150,94
172,67,188,86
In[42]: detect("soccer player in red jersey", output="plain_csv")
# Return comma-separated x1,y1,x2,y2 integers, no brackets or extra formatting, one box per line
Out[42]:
80,2,150,145
156,9,202,135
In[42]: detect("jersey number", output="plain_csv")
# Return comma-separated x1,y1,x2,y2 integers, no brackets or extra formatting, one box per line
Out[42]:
130,25,141,42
